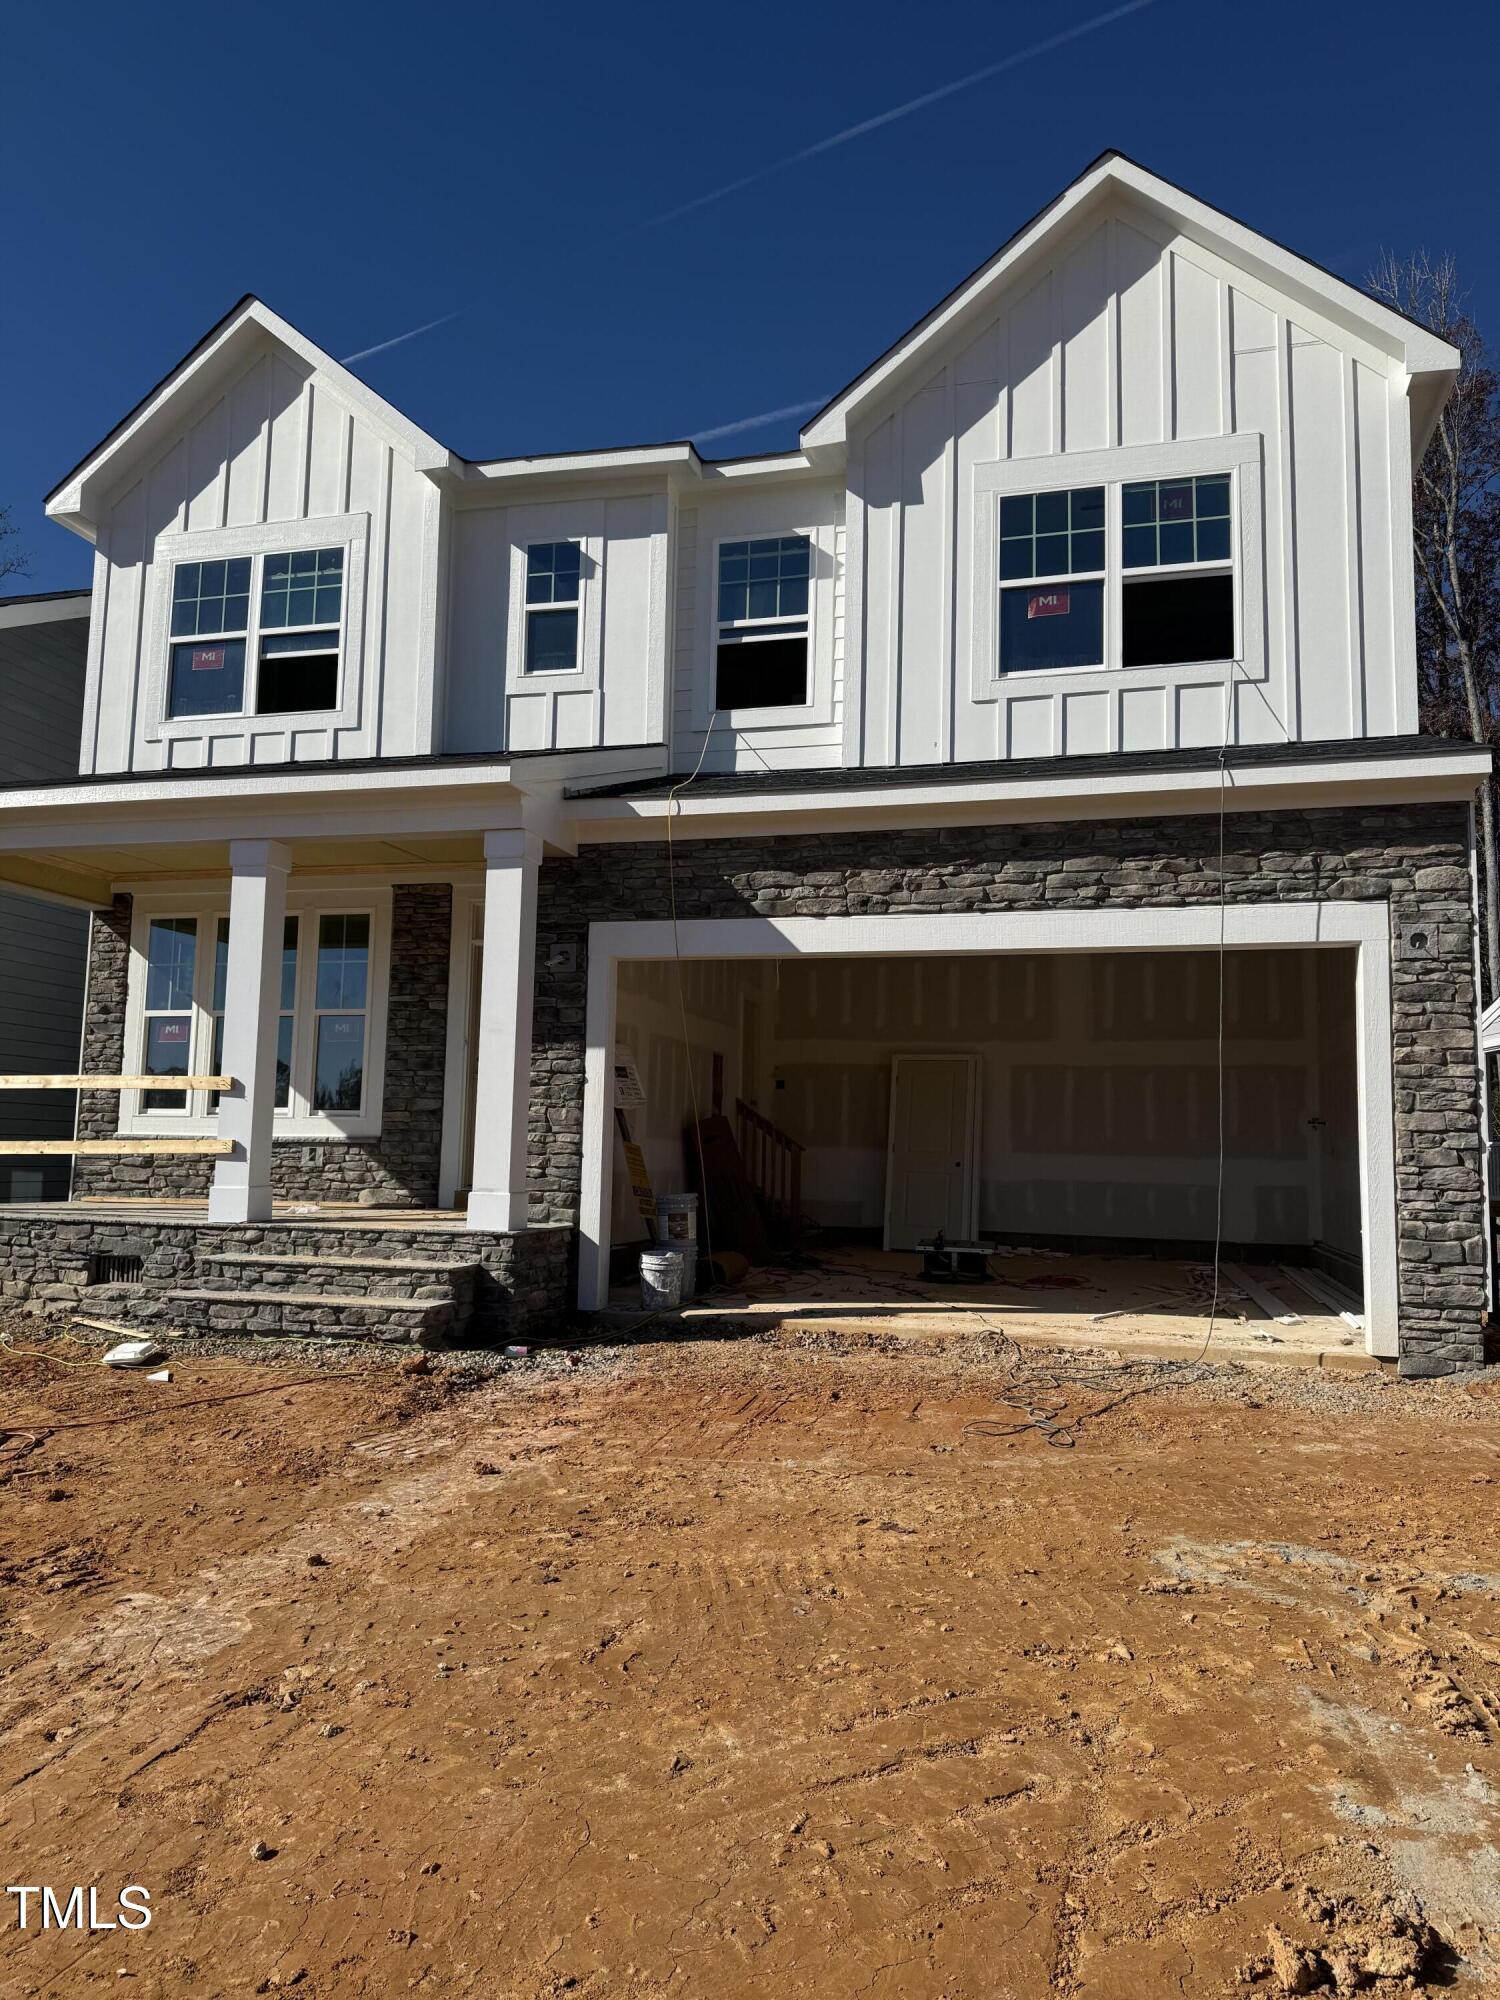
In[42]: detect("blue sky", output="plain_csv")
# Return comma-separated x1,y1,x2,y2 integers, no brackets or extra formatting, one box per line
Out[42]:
7,0,1498,592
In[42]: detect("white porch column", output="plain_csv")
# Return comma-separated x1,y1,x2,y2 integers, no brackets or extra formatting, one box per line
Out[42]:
208,839,291,1224
466,827,542,1233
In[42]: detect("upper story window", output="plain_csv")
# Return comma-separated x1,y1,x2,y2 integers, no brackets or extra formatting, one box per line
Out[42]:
166,545,344,720
524,542,581,673
999,488,1105,674
999,473,1235,676
1121,476,1233,669
715,535,811,711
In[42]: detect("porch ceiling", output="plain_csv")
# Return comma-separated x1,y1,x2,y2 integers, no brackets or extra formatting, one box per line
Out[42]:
0,829,492,906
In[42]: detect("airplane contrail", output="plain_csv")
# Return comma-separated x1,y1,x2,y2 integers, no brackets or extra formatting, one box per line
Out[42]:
692,397,827,444
627,0,1163,235
340,308,465,365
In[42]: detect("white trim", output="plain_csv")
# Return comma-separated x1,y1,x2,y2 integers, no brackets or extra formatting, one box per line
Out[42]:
801,155,1458,449
438,881,483,1206
576,903,1399,1359
142,513,369,747
47,298,456,538
571,750,1494,838
118,885,392,1140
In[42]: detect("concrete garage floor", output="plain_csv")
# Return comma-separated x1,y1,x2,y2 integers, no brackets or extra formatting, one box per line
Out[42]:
669,1245,1373,1372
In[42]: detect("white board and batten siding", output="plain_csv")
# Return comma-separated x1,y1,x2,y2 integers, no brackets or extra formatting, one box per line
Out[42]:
847,201,1415,768
83,335,441,774
670,480,846,774
444,491,668,755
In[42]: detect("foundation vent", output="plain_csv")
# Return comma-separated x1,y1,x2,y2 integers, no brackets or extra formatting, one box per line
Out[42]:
87,1251,143,1286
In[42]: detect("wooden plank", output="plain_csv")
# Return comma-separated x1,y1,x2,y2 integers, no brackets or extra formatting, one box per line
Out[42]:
0,1075,232,1091
0,1139,234,1156
1220,1261,1301,1324
1277,1263,1364,1321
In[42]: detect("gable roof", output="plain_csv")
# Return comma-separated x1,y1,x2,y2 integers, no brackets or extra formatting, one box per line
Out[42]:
45,297,460,540
799,151,1461,452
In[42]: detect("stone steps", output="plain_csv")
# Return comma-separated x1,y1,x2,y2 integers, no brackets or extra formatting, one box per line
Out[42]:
195,1250,480,1301
123,1287,456,1345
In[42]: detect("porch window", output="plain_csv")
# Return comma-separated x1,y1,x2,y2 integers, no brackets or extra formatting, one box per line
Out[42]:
524,542,582,673
141,917,198,1110
715,534,810,711
210,916,298,1110
165,544,345,721
126,902,380,1132
313,914,370,1112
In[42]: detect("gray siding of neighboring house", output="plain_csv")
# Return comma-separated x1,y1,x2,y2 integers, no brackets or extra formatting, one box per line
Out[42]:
0,603,90,1201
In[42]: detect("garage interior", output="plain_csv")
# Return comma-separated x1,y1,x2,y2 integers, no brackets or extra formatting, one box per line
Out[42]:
608,944,1369,1358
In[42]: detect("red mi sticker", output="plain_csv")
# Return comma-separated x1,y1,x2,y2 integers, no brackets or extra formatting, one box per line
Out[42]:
191,646,225,672
1027,589,1070,619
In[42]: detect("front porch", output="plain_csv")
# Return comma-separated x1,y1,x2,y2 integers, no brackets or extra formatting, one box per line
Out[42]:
0,1196,571,1345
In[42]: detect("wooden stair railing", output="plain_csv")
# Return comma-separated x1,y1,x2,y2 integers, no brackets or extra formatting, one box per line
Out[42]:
734,1097,804,1248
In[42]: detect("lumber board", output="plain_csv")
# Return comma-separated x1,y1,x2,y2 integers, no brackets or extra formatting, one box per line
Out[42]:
1219,1261,1301,1324
0,1075,232,1091
0,1139,234,1156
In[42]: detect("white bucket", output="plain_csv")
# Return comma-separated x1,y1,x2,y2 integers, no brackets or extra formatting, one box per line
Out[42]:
657,1193,698,1246
640,1246,691,1311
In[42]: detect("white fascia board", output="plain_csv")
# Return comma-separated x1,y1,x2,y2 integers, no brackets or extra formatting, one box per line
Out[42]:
460,445,700,491
1482,996,1500,1054
571,749,1495,840
455,446,840,495
0,593,91,631
47,300,457,539
802,156,1460,448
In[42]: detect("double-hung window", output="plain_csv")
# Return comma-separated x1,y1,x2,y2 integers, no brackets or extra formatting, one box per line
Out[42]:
715,535,811,711
997,469,1237,676
210,917,298,1111
1120,476,1233,667
312,915,370,1112
524,542,581,673
999,488,1106,673
129,905,378,1129
167,544,345,720
141,918,199,1110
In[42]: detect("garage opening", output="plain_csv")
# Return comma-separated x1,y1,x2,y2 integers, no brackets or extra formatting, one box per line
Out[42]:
605,943,1367,1351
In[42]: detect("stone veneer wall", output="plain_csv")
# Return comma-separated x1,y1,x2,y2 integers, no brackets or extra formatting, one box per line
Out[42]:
531,804,1489,1374
72,883,454,1207
0,1211,570,1343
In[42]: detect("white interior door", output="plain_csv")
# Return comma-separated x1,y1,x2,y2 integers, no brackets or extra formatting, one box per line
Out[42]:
884,1054,980,1250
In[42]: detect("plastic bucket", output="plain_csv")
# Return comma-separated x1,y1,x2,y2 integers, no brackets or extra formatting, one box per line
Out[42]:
656,1193,698,1246
640,1246,690,1311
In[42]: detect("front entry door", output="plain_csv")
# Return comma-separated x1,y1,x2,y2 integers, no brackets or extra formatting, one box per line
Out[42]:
884,1054,980,1250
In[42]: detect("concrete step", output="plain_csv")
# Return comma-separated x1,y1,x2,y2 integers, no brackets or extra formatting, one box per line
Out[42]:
194,1250,478,1301
123,1287,455,1345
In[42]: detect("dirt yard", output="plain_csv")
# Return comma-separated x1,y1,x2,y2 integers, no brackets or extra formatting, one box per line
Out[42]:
4,1317,1500,1998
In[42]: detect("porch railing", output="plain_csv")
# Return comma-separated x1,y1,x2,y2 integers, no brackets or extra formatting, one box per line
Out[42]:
0,1075,234,1155
734,1097,804,1248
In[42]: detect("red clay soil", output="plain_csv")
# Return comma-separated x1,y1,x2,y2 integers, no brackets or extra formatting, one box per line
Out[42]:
2,1324,1500,1998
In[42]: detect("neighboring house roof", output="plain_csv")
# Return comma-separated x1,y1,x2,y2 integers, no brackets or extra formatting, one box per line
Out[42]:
567,733,1492,800
0,588,91,631
1481,997,1500,1055
44,150,1463,541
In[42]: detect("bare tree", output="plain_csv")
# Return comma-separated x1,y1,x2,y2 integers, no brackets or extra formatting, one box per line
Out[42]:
0,506,31,586
1368,252,1500,998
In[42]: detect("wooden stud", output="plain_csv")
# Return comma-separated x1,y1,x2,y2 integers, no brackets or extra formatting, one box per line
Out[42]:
0,1139,234,1156
0,1075,233,1092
